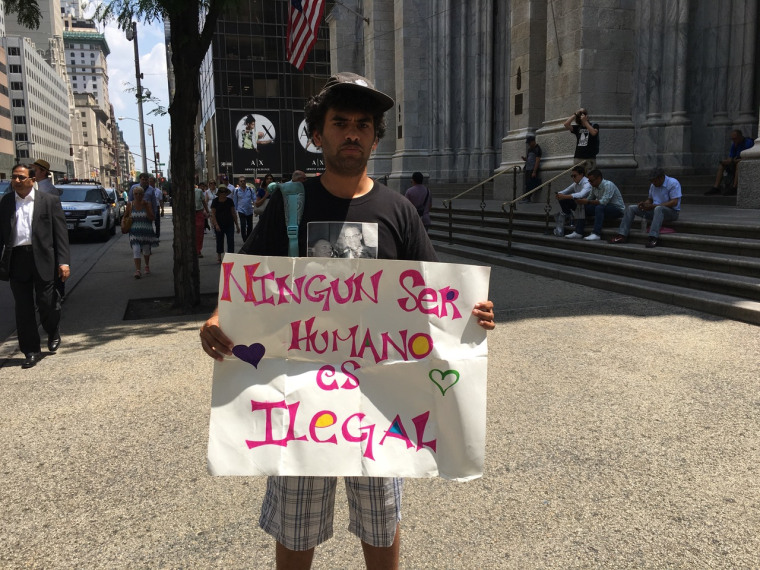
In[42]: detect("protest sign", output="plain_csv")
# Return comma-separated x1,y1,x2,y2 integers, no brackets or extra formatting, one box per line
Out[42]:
208,254,490,481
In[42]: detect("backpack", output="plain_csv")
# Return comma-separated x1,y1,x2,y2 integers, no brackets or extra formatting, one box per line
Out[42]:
267,181,305,256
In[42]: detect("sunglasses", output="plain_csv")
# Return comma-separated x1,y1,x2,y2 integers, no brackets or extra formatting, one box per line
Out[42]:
11,174,30,181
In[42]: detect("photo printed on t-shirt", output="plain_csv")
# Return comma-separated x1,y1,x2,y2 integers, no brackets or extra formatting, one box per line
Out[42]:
307,222,378,259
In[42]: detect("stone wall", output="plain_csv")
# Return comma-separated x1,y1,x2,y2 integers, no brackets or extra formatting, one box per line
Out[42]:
332,0,758,203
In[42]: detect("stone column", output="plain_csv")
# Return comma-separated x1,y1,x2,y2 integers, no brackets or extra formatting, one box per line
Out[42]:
388,0,432,192
363,0,396,180
326,0,364,72
494,0,546,200
709,1,732,127
735,0,758,129
430,0,454,182
662,0,692,170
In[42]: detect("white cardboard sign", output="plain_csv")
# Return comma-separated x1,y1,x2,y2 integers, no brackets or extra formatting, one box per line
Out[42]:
207,254,490,481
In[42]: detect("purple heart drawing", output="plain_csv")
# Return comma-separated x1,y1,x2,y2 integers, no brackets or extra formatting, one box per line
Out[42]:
232,343,266,368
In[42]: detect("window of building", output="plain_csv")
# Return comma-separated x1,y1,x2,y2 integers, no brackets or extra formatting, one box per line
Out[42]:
7,47,20,56
82,122,87,127
10,81,22,90
9,65,21,73
12,98,24,107
15,133,27,141
14,116,26,124
18,149,29,159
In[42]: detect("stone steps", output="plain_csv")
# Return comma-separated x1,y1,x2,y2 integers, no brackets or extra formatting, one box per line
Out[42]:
428,206,760,325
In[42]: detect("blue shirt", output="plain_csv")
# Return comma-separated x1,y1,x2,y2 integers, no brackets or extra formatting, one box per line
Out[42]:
232,185,255,215
129,183,159,215
729,138,754,159
649,175,682,211
588,179,625,211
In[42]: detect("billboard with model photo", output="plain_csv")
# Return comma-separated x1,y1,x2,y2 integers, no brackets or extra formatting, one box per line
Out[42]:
231,111,279,176
294,112,324,174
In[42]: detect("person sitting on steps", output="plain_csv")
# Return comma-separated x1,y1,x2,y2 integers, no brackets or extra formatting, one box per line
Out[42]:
609,167,682,249
705,129,754,196
564,169,625,241
554,165,591,237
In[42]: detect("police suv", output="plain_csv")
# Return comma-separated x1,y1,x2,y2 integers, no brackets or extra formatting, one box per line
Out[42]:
56,179,117,241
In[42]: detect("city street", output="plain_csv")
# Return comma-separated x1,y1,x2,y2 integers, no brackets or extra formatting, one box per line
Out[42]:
1,215,759,568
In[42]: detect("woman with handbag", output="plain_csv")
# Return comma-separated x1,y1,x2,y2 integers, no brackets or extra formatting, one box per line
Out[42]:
124,186,158,278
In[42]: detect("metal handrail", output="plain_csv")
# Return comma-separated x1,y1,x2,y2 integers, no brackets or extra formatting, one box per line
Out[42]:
442,166,521,206
500,160,590,255
442,166,522,244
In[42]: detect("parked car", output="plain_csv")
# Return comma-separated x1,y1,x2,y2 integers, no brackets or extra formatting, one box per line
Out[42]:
0,179,10,198
56,180,117,241
106,188,126,223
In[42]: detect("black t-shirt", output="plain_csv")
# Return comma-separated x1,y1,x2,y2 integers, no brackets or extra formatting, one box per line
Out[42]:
240,177,437,262
211,197,236,228
572,123,600,159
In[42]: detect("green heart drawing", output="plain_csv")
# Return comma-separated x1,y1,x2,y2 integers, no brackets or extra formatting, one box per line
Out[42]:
429,369,460,396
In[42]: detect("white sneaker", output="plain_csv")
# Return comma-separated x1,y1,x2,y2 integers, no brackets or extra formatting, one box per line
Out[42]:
583,233,601,241
565,232,583,239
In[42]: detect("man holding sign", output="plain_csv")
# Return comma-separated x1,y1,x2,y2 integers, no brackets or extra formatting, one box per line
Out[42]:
200,72,495,569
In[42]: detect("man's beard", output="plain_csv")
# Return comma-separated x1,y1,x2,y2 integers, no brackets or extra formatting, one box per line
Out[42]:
324,143,368,177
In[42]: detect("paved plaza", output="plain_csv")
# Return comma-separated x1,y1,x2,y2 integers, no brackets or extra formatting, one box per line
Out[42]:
1,216,758,568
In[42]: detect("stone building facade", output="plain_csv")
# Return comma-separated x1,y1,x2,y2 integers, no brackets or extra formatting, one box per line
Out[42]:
327,0,758,200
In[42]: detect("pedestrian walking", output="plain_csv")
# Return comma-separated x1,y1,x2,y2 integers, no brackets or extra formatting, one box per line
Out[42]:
126,186,158,278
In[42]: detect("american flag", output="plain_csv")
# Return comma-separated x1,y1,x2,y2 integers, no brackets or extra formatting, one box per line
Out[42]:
287,0,325,70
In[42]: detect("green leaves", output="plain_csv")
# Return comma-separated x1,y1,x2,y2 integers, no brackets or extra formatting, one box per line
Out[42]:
4,0,42,29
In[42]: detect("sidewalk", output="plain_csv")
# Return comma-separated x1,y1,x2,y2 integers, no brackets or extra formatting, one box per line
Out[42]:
1,210,758,568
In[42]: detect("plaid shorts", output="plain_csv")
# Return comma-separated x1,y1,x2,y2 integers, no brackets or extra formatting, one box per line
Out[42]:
258,476,403,551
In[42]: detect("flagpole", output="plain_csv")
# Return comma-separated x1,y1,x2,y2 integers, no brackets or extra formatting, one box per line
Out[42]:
333,0,369,24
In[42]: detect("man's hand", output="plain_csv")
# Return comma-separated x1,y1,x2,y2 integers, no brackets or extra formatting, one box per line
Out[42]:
473,301,495,331
557,193,571,200
58,265,70,282
576,198,588,205
200,310,234,361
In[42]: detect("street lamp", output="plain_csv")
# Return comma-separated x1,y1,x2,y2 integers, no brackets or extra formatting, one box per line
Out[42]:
125,21,148,174
119,116,159,179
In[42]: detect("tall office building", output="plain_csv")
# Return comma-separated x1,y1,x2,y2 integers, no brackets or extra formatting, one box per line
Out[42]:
2,36,71,174
117,128,134,189
62,15,115,185
198,0,332,181
4,0,75,177
0,43,14,178
0,1,14,177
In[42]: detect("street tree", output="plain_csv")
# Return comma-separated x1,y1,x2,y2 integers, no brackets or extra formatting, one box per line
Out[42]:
97,0,242,310
4,0,42,28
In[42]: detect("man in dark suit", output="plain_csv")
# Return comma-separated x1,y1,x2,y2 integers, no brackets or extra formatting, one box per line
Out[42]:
0,164,70,368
